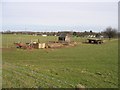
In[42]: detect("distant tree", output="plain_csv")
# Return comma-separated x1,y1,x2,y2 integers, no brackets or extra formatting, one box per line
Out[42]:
4,30,12,34
73,32,77,36
90,30,92,33
103,27,117,40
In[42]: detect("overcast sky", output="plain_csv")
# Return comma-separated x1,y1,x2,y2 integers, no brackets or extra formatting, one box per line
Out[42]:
1,0,119,32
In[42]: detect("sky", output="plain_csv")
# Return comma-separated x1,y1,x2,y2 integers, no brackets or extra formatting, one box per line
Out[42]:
1,0,119,32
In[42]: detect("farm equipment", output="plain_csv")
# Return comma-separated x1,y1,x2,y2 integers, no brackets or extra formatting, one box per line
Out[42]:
14,41,47,49
14,42,33,49
14,42,24,48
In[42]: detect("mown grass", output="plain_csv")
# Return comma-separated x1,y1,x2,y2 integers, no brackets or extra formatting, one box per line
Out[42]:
2,34,118,88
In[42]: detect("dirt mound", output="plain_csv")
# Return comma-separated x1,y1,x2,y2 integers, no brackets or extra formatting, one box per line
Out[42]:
47,41,78,49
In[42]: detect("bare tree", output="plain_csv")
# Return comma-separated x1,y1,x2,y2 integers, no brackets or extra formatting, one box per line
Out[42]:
103,27,117,40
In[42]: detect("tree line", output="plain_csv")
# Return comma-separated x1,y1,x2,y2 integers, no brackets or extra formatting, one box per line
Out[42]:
1,26,119,39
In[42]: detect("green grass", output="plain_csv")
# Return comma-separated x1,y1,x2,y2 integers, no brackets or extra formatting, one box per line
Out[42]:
2,34,118,88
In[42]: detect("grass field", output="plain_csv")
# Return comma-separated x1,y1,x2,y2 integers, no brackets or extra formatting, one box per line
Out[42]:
2,34,118,88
